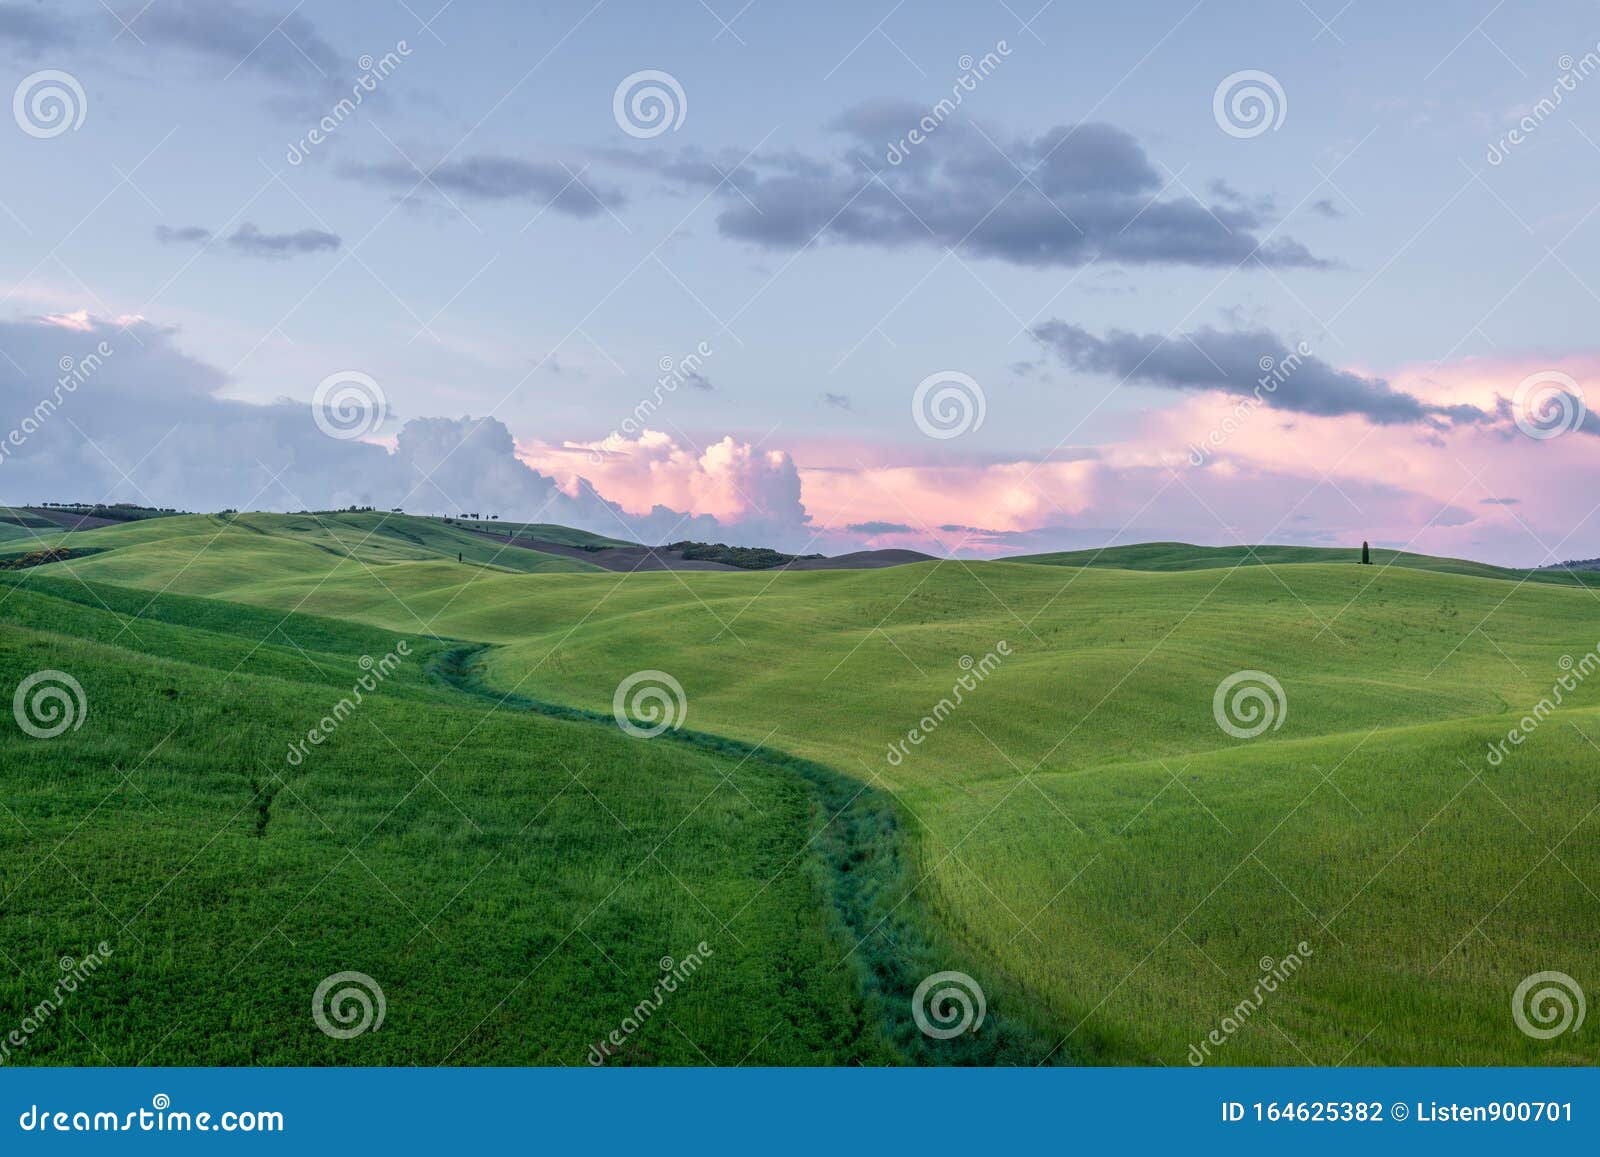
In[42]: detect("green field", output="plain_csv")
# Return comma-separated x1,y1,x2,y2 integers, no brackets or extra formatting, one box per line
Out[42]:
2,513,1597,1065
1013,540,1600,587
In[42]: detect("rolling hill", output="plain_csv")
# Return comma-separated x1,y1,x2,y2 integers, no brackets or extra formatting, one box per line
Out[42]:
2,513,1597,1065
1010,541,1600,587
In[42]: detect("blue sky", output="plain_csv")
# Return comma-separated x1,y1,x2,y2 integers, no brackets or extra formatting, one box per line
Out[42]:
2,0,1597,562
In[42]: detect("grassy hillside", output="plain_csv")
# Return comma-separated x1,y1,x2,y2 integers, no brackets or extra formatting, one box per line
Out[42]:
1010,541,1600,588
7,518,1599,1065
0,571,1016,1065
459,520,635,549
448,560,1598,1065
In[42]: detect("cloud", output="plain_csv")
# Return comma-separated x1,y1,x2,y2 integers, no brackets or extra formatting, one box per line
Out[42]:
131,0,340,85
1480,497,1520,505
342,156,623,218
822,392,852,409
154,223,340,258
1032,321,1489,425
7,314,1593,568
0,313,794,546
1310,198,1345,220
226,223,340,258
153,225,212,245
0,2,73,50
629,102,1325,270
518,429,812,548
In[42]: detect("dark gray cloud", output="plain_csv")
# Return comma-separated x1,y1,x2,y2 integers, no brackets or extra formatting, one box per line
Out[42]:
154,222,340,259
226,223,340,258
342,156,622,218
1492,392,1600,437
153,225,213,245
1032,321,1488,426
131,0,340,84
627,101,1324,270
0,2,73,50
1310,198,1345,220
845,520,913,534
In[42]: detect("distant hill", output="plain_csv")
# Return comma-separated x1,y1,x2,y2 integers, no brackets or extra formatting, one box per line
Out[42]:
1005,541,1600,588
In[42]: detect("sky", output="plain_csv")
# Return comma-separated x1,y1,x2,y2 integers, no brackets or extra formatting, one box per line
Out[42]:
0,0,1596,564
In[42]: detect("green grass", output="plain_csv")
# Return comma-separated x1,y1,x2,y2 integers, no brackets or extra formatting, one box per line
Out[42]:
1011,541,1600,587
0,573,948,1065
457,520,634,549
6,514,1600,1065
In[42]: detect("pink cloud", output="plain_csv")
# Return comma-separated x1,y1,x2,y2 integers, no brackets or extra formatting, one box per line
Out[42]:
518,430,806,527
507,349,1599,565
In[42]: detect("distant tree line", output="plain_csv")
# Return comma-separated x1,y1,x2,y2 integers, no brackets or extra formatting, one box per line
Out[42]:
666,541,823,570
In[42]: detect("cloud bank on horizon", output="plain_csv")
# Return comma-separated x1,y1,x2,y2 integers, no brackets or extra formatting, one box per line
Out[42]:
1,309,1586,567
1,0,1597,567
